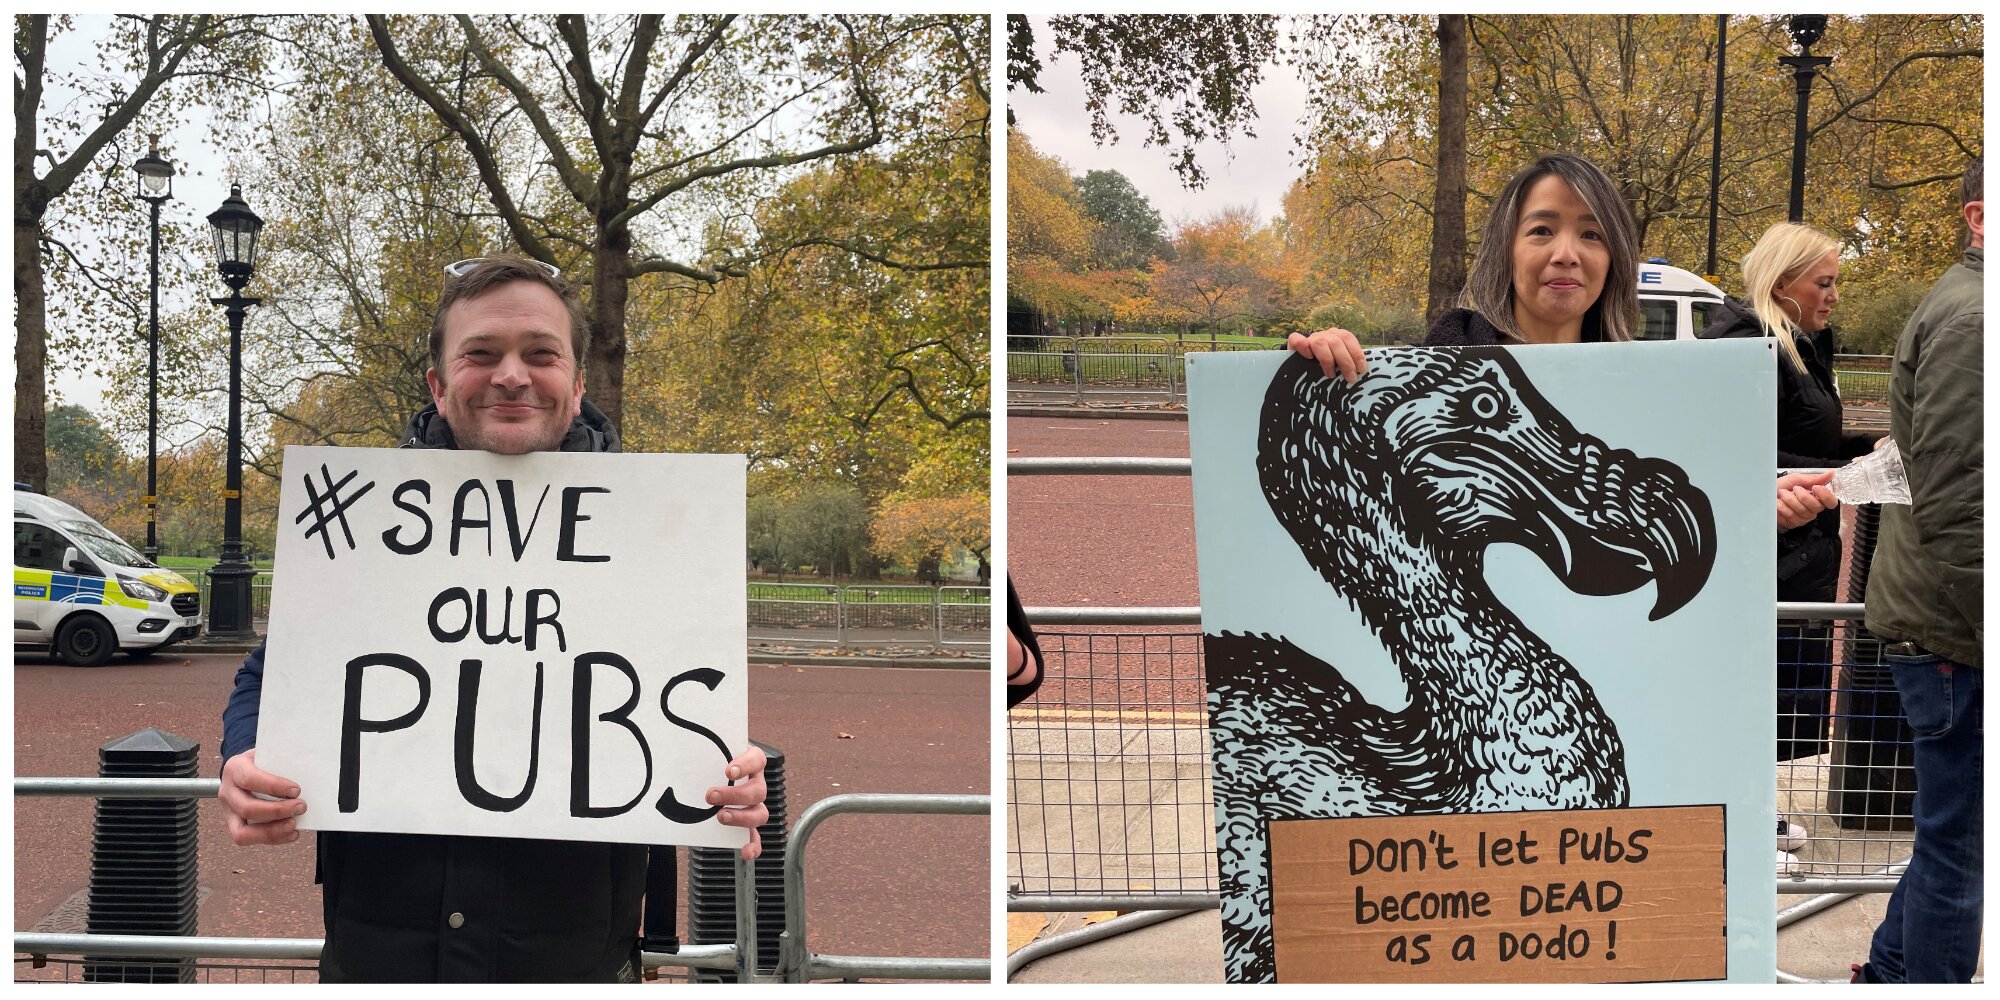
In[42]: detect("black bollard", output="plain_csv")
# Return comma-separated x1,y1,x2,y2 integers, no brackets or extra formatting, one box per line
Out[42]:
85,728,200,983
687,740,787,983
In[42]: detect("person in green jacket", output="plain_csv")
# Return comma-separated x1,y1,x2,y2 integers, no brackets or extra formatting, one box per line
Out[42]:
1853,158,1983,985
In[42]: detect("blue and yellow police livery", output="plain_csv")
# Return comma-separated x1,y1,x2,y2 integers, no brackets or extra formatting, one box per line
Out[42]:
14,488,202,666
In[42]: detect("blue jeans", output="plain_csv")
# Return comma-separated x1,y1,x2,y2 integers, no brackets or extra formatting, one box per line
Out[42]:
1863,655,1983,983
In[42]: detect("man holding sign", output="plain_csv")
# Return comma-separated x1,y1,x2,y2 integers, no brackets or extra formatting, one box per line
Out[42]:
218,256,769,982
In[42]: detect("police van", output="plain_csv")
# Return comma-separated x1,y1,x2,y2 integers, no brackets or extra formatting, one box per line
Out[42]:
14,487,202,665
1635,258,1728,341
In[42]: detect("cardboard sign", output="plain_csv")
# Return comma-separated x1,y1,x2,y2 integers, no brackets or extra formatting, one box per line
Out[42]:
1187,342,1777,982
258,446,748,850
1270,806,1726,983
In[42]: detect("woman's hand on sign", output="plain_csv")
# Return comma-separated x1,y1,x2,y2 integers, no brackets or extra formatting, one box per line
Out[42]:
1287,326,1368,383
710,745,770,861
219,748,308,847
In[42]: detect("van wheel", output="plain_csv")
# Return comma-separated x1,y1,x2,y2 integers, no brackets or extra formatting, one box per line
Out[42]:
54,614,117,667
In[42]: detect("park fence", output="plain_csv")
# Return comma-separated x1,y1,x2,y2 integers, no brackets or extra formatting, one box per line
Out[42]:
186,579,991,655
14,778,988,984
1006,456,1918,984
1005,345,1897,416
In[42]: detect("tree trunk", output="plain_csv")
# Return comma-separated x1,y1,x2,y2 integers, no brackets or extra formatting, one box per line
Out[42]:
14,154,49,494
15,205,49,492
1425,14,1469,326
587,219,630,436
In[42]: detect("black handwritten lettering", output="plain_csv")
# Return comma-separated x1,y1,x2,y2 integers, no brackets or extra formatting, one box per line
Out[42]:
451,480,493,557
1385,934,1431,965
453,658,542,812
1479,829,1539,867
569,652,653,818
1451,934,1476,962
1520,880,1624,916
381,480,433,554
524,589,565,653
1498,926,1591,962
496,481,552,560
1354,885,1491,924
428,588,472,643
1430,830,1457,869
1350,836,1435,875
337,653,431,812
655,667,733,823
1559,826,1649,864
556,487,610,562
474,587,523,645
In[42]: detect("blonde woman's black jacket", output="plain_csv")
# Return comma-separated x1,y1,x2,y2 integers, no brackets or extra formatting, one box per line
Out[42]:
1698,297,1879,600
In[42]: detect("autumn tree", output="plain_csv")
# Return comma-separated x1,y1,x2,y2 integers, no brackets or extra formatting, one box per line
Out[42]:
233,17,507,463
364,14,983,436
1143,206,1297,334
14,14,271,490
1286,14,1981,336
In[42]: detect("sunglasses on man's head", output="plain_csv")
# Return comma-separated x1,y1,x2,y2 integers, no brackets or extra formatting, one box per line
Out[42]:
444,258,561,280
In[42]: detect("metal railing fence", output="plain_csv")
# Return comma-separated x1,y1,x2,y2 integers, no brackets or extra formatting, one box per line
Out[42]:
180,580,990,654
779,792,991,982
15,782,989,983
1006,347,1897,417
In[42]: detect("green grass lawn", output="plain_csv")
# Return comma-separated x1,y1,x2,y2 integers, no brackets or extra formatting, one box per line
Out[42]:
150,564,986,603
155,556,274,575
748,582,989,604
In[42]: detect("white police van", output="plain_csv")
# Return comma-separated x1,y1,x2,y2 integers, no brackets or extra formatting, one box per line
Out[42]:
14,487,202,665
1635,258,1728,341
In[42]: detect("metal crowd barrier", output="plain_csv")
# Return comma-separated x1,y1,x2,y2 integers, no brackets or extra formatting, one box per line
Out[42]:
778,792,991,983
15,782,988,983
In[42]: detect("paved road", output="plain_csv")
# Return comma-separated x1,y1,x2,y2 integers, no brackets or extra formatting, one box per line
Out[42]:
14,651,989,975
1008,416,1203,712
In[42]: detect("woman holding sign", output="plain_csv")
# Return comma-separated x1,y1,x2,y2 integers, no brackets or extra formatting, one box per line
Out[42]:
1285,157,1839,876
1288,153,1639,376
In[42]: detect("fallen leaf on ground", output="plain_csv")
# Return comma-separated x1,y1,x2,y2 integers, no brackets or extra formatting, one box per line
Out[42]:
1007,912,1049,952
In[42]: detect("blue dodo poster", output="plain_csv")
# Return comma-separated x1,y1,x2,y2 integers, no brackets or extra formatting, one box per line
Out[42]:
1187,341,1776,983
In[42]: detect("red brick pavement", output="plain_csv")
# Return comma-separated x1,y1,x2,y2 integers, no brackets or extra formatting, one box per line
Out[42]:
13,652,988,973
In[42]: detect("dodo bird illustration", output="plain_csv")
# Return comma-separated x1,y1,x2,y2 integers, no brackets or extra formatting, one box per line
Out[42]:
1205,349,1716,982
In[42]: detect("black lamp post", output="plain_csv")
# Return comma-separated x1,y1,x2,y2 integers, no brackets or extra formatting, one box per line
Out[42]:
132,136,173,561
1780,14,1833,223
203,184,263,640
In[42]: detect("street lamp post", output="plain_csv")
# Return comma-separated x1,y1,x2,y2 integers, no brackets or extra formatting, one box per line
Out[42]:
203,184,263,640
132,137,174,561
1780,14,1833,223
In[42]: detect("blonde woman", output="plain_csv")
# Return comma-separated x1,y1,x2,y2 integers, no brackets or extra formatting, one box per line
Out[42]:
1699,222,1881,858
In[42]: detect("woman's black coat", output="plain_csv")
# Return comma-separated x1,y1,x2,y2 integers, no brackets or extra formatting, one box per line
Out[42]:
1698,296,1879,602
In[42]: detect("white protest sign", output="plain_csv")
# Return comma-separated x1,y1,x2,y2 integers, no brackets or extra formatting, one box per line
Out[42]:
258,446,748,850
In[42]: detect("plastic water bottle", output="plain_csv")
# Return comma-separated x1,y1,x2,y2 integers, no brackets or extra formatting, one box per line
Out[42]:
1830,441,1911,505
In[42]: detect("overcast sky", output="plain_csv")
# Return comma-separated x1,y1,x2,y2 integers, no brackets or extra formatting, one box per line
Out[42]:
1007,16,1313,231
41,20,238,423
